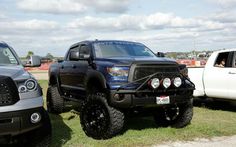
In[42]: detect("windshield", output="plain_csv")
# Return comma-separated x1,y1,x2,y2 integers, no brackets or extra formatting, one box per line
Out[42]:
93,41,156,58
0,46,19,65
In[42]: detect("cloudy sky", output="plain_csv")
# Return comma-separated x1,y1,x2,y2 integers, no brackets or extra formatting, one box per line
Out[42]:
1,0,236,57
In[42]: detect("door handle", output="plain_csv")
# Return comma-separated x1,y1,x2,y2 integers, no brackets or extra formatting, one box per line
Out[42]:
228,72,236,74
72,65,76,68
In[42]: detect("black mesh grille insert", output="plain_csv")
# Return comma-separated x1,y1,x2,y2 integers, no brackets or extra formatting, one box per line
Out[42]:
133,64,179,81
0,76,19,106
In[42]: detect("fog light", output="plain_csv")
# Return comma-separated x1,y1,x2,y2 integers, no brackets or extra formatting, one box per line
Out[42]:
30,112,41,124
150,78,160,89
163,78,171,88
173,77,182,87
18,85,27,93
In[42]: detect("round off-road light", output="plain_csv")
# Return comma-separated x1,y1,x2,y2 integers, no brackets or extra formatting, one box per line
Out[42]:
173,77,182,87
150,78,160,89
163,78,171,89
30,112,41,124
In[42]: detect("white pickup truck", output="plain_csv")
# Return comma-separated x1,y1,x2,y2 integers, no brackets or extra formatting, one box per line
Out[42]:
188,49,236,100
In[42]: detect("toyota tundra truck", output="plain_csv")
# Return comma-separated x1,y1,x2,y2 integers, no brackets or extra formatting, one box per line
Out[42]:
47,40,195,139
189,49,236,101
0,42,51,146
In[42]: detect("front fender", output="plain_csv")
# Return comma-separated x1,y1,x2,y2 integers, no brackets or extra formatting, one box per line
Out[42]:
85,70,107,90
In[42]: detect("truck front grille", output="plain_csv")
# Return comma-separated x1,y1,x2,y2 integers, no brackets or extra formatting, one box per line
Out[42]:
132,64,179,81
0,76,19,106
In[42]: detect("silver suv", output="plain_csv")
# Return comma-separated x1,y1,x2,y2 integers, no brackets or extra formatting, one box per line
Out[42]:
0,42,51,146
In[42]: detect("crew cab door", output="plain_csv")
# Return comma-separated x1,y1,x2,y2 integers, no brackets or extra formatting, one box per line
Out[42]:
203,51,232,98
59,46,80,90
227,51,236,99
59,44,91,97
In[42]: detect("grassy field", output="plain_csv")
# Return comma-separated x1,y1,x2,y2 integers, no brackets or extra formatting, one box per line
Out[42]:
38,80,236,147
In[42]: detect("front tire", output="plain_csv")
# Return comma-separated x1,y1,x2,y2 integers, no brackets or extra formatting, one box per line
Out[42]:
171,100,193,128
153,99,193,128
80,94,124,139
47,85,64,114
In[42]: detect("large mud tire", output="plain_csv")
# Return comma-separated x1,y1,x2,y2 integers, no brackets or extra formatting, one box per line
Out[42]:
47,86,64,114
80,94,124,139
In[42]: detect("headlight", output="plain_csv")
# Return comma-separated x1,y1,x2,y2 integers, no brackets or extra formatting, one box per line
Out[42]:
163,78,171,88
25,79,37,91
107,67,129,77
150,78,160,89
18,79,37,93
173,77,182,87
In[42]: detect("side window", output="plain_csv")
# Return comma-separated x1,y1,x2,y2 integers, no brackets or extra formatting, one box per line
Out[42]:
233,52,236,68
214,52,230,68
0,48,18,64
79,45,90,59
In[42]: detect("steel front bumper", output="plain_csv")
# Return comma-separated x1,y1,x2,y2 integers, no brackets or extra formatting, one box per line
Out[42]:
108,72,195,109
0,96,47,136
109,88,194,108
0,107,49,137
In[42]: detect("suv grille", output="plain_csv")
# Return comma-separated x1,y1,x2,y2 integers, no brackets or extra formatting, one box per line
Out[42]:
132,64,179,81
0,76,19,106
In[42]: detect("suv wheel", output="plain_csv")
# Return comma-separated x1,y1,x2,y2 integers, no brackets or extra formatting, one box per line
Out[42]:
171,99,193,128
80,93,124,139
47,86,64,114
153,99,193,128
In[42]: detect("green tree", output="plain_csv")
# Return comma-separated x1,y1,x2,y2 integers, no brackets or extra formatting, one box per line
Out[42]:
26,51,34,59
45,53,54,60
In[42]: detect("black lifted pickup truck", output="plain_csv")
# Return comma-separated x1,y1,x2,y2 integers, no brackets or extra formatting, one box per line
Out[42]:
47,40,195,139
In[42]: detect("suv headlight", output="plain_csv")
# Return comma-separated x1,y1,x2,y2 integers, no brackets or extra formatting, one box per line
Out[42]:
18,79,38,93
107,67,129,77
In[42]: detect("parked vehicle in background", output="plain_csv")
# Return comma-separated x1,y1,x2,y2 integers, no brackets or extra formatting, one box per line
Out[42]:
188,49,236,101
0,42,51,146
47,40,195,139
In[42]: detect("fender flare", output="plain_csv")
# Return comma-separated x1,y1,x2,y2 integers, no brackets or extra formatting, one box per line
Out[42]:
85,70,107,91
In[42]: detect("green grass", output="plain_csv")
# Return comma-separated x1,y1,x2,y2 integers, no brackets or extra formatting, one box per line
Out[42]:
38,80,236,147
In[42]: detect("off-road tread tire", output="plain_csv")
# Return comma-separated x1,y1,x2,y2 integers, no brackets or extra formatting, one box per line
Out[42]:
171,99,193,128
80,94,124,139
48,85,64,114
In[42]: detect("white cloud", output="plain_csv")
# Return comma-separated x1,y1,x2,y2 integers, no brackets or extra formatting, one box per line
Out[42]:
205,12,236,23
67,13,225,32
18,0,87,14
17,0,132,14
0,19,58,31
0,13,6,19
208,0,236,8
81,0,131,13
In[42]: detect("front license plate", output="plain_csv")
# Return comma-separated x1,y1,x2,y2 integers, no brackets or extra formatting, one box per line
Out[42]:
156,96,170,104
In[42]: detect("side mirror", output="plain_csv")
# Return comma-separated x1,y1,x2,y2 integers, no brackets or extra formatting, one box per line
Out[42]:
69,51,80,61
157,52,165,57
23,55,41,67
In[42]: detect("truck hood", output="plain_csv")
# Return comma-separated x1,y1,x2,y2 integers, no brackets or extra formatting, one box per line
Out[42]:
0,65,32,80
96,56,177,66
